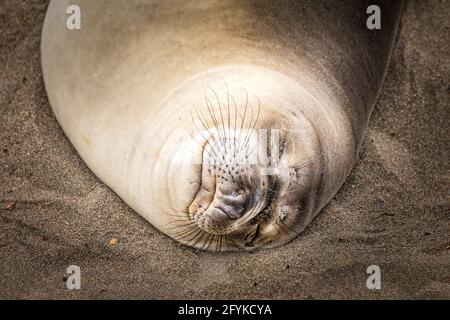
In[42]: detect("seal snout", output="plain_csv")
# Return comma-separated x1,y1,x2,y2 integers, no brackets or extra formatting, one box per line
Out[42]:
192,179,257,235
217,183,248,216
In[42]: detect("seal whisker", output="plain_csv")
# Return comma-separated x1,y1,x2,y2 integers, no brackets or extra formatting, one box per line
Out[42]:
166,221,197,229
165,218,192,225
191,109,222,159
202,232,215,251
203,89,228,153
227,91,239,158
207,86,229,155
172,229,200,242
173,225,202,241
191,113,218,159
189,229,208,248
235,88,249,157
161,204,190,216
238,96,255,162
216,234,223,252
224,83,232,152
224,233,238,251
242,95,261,153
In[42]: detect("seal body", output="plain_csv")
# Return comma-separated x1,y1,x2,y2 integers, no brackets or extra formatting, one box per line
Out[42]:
42,0,403,250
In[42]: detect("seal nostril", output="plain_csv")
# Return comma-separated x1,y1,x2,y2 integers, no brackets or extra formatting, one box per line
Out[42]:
221,193,244,206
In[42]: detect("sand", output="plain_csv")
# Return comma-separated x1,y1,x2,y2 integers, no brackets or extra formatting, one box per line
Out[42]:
0,0,449,299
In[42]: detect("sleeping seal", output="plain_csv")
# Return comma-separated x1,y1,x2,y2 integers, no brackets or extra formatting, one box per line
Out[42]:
41,0,404,251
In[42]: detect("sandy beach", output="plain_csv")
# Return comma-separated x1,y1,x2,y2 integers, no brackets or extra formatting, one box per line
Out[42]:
0,0,449,299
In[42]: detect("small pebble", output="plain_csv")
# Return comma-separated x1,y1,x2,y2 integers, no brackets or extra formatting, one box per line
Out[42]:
109,238,119,246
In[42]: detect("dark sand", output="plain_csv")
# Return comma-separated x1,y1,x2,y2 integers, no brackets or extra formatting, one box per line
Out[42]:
0,0,449,299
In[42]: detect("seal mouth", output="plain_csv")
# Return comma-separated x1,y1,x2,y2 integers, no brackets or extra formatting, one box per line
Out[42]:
188,163,268,236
